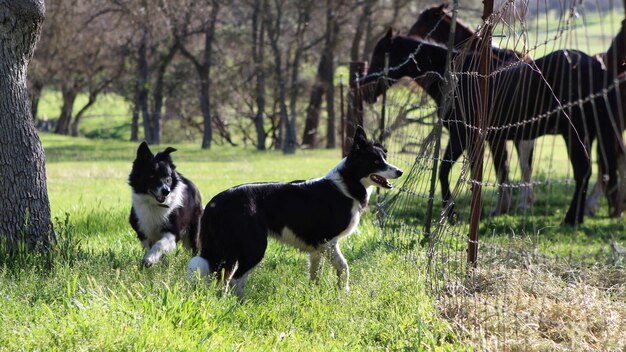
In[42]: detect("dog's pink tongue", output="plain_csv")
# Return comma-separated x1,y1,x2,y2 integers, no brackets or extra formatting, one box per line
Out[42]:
156,196,166,203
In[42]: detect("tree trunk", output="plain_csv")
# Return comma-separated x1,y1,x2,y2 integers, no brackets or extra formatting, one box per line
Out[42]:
325,11,339,149
29,80,43,122
130,95,139,142
325,58,336,149
0,0,53,249
178,1,219,150
285,45,302,154
252,0,266,150
70,94,97,137
199,74,212,149
55,87,77,135
350,0,374,61
302,82,324,148
151,43,178,145
137,27,153,144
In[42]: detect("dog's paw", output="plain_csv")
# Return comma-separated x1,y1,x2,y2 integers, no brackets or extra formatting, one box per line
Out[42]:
142,252,160,267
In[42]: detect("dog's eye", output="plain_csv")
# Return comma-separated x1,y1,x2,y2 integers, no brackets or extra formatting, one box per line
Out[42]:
166,176,172,184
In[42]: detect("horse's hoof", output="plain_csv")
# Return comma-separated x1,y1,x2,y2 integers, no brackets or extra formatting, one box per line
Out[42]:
446,211,458,225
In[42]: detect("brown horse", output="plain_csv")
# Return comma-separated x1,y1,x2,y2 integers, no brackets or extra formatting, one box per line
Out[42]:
409,3,535,215
362,30,622,225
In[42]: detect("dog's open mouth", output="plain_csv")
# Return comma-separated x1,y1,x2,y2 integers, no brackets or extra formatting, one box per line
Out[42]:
153,194,166,203
370,174,393,189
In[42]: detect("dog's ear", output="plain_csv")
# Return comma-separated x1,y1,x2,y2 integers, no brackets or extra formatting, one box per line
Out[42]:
373,141,388,154
137,141,153,160
350,126,368,153
354,126,368,143
385,27,393,41
162,147,177,155
155,147,177,165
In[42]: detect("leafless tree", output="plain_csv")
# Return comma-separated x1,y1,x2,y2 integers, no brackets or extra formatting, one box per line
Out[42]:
173,0,221,149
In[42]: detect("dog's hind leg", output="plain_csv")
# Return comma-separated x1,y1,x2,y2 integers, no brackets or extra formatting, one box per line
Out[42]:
309,250,324,283
329,243,349,292
221,261,239,296
230,270,250,300
143,232,177,267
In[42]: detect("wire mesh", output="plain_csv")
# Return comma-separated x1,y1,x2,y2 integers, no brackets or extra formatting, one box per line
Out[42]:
360,0,626,349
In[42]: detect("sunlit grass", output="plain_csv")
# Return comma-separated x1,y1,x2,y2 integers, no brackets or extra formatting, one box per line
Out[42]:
0,134,461,350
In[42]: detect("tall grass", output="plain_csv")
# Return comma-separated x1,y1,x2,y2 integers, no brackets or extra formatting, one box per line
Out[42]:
0,135,461,351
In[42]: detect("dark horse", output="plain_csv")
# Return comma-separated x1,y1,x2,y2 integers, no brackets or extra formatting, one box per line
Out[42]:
409,3,535,215
362,30,621,225
410,3,626,218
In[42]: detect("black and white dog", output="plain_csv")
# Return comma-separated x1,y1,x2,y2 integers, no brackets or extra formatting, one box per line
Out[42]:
129,142,203,267
187,127,403,297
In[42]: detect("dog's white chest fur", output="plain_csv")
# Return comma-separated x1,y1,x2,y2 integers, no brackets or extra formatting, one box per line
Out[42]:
131,183,186,244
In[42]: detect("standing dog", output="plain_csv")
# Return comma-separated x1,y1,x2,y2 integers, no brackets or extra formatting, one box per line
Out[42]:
129,142,202,267
187,127,403,297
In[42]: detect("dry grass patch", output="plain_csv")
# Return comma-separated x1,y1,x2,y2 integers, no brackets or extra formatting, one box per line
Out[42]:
438,257,626,351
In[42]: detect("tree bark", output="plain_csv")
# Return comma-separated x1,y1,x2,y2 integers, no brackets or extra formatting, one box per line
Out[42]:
0,0,53,249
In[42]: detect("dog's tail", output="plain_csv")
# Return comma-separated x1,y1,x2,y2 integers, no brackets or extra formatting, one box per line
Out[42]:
186,256,210,283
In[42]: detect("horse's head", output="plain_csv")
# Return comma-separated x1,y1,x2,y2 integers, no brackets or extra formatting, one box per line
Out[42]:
361,28,406,104
408,3,450,41
409,3,476,50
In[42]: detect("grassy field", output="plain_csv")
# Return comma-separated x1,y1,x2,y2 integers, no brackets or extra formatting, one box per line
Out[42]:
13,8,626,349
0,134,461,351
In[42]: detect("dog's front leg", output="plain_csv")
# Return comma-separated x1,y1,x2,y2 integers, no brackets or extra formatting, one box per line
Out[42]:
143,232,177,267
309,250,324,283
329,244,349,292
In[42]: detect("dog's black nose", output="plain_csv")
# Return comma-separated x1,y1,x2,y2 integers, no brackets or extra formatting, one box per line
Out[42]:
396,169,403,177
161,186,170,196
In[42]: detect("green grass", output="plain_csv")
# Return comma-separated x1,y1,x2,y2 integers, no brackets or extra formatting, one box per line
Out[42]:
0,135,460,351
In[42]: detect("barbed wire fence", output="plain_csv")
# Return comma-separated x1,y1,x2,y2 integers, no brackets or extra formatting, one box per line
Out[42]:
352,0,626,349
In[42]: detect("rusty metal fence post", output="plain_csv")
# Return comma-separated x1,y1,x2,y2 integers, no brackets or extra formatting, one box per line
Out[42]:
467,0,494,268
344,61,367,157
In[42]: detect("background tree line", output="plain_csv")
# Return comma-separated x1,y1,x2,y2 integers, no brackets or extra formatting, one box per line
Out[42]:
32,0,592,152
26,0,438,152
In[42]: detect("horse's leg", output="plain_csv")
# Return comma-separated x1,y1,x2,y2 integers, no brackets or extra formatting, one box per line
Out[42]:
563,135,591,225
440,137,465,222
488,139,512,216
584,146,604,216
515,140,535,210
